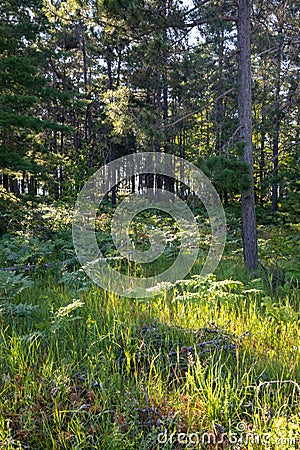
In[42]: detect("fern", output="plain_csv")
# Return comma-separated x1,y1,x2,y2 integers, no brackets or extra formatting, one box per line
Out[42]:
0,271,33,299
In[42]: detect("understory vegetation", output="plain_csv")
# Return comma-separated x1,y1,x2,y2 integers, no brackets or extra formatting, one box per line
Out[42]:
1,0,300,448
0,203,299,449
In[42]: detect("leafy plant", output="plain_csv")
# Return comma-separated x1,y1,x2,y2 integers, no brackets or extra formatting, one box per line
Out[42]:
51,299,85,332
60,268,93,291
0,271,33,299
0,302,39,329
0,235,55,267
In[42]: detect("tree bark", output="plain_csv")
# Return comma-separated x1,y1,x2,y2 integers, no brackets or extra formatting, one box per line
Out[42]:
215,28,225,155
107,55,116,205
259,76,267,205
271,36,282,212
81,22,94,169
238,0,258,271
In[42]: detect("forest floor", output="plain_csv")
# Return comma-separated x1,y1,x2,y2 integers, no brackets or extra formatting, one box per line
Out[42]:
0,202,299,449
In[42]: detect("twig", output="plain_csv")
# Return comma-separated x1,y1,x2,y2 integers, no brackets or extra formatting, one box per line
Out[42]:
160,88,235,129
221,126,242,153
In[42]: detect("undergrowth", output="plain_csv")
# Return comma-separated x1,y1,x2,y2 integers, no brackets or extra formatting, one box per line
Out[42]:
0,204,299,449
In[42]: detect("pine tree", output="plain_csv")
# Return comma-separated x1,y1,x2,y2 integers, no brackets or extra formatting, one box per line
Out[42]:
0,0,66,197
237,0,258,271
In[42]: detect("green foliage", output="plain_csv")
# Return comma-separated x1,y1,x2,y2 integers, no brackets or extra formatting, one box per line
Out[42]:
0,235,55,267
197,155,250,196
262,296,299,324
0,271,33,299
258,223,300,286
0,1,41,170
0,302,38,323
0,261,298,448
1,0,300,445
51,299,85,332
60,268,93,291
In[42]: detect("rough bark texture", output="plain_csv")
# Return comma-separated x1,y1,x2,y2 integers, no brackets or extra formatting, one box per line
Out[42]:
238,0,258,271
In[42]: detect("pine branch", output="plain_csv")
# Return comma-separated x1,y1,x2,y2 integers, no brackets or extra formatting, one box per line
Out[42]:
182,0,212,17
186,15,238,28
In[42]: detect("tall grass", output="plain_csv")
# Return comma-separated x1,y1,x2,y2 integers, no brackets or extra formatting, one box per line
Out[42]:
0,261,299,449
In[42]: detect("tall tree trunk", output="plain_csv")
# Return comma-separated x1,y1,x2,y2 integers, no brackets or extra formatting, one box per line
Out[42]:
2,174,9,191
271,36,282,212
238,0,258,271
215,29,225,155
11,178,20,195
107,54,116,205
21,172,25,194
259,75,267,205
81,22,94,169
51,68,59,199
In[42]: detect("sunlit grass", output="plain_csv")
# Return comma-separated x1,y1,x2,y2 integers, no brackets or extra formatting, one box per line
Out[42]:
0,207,299,448
0,264,299,448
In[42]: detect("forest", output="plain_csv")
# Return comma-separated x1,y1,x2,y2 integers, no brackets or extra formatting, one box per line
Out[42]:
0,0,299,448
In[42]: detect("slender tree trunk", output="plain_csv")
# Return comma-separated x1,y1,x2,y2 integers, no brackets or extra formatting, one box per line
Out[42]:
21,172,25,194
131,175,136,194
238,0,258,271
259,76,267,205
271,37,282,212
81,22,94,169
11,178,19,195
206,108,210,150
109,143,116,205
29,176,36,196
51,68,59,199
107,55,116,205
3,174,9,191
215,29,224,155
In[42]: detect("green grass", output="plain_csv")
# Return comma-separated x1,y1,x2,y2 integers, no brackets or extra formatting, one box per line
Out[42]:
0,209,299,449
0,271,299,449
